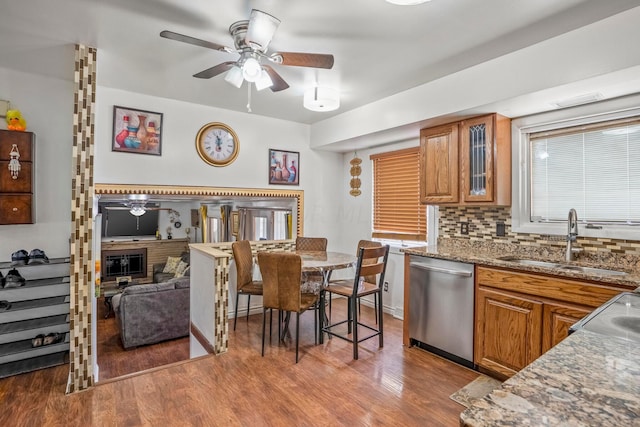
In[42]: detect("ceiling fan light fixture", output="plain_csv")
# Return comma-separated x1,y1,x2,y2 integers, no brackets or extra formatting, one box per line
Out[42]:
303,87,340,112
245,9,281,51
224,65,244,88
242,57,262,82
129,205,146,217
255,69,274,91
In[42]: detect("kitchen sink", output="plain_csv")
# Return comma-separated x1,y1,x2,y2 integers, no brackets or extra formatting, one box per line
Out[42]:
556,265,628,276
497,256,627,276
497,257,561,269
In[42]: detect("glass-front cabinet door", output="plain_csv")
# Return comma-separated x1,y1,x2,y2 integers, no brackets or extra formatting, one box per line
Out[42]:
460,115,495,203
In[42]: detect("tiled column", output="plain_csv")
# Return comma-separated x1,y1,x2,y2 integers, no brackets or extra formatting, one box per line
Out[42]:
66,44,96,393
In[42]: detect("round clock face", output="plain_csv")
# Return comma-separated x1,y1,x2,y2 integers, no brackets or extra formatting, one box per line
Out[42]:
195,122,239,167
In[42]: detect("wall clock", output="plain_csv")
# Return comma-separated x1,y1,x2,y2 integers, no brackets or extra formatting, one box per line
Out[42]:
195,122,239,167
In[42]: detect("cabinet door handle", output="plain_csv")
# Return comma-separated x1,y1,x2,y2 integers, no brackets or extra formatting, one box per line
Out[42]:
12,207,18,212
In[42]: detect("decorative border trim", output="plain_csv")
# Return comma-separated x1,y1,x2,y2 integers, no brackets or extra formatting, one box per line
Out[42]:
95,184,304,237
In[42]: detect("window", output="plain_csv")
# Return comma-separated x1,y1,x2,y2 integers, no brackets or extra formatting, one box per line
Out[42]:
512,95,640,239
530,118,640,223
371,147,426,241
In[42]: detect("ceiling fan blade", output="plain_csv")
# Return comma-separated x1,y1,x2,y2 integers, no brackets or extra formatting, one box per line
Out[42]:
270,52,334,69
160,30,232,52
193,61,236,79
262,65,290,92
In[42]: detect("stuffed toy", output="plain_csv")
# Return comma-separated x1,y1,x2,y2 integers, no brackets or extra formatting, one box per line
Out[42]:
6,109,27,131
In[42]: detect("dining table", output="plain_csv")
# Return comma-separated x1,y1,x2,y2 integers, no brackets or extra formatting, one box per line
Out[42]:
296,250,358,344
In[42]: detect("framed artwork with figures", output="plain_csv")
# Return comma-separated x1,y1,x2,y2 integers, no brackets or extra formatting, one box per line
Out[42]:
269,149,299,185
112,105,163,156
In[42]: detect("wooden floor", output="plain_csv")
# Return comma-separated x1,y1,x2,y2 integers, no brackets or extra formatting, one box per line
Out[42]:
96,297,190,381
0,299,479,426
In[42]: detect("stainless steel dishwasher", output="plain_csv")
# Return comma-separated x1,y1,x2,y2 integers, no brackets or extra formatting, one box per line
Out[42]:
409,255,475,368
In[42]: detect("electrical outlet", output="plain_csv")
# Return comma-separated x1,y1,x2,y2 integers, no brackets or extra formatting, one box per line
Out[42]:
496,221,506,237
384,281,389,292
460,222,469,235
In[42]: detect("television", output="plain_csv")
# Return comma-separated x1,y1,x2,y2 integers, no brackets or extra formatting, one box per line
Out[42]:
100,203,160,238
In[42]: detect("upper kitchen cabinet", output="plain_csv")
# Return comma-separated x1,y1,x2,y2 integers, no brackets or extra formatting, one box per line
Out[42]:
420,114,511,206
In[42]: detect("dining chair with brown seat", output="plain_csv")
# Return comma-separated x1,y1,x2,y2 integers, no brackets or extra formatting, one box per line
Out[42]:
257,251,319,363
231,240,263,330
322,244,389,360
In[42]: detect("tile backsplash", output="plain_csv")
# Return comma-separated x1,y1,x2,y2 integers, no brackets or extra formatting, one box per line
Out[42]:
439,206,640,256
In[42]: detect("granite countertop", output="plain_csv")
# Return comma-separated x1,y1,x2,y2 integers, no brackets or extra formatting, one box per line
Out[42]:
403,241,640,289
460,329,640,426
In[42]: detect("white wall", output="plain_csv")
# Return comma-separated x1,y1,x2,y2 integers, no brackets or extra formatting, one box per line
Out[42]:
0,64,74,261
94,87,344,247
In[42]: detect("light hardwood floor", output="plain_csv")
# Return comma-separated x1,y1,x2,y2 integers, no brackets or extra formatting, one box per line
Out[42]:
0,299,479,426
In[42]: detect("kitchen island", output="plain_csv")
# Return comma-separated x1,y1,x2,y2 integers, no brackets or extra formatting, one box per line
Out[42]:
460,328,640,426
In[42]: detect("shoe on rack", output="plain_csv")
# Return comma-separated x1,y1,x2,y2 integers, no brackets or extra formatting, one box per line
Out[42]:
11,249,29,266
0,271,4,288
4,268,26,288
27,249,49,265
43,332,64,346
31,334,44,347
0,300,11,311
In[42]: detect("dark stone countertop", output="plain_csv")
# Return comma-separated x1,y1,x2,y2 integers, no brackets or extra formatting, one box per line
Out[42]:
460,329,640,426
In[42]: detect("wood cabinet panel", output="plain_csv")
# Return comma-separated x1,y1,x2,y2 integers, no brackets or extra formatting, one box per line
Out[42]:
0,130,33,161
0,161,32,192
419,113,511,206
542,302,591,353
420,123,459,204
476,267,626,308
475,286,542,378
0,195,33,224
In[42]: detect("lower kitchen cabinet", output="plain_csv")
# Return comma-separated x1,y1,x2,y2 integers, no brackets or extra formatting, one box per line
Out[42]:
475,287,542,379
0,257,70,378
541,302,592,353
474,266,624,379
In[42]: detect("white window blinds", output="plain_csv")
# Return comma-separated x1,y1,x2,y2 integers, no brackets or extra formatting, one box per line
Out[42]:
530,120,640,223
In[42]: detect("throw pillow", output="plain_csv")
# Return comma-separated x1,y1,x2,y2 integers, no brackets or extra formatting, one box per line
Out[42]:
163,256,182,274
174,261,189,278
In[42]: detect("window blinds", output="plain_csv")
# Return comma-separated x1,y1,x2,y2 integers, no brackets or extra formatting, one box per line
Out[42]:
530,121,640,223
371,147,426,240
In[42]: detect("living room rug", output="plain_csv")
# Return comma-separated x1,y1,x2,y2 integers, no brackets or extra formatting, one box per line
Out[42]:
449,375,503,408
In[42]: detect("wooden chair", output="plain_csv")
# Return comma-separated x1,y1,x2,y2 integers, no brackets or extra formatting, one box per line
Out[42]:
231,240,263,330
258,251,319,363
322,245,389,360
329,240,382,326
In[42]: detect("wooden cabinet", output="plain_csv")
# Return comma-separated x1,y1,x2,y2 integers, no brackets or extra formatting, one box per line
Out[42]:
0,130,34,224
475,287,542,378
419,123,459,204
0,258,70,378
420,113,511,206
474,266,625,379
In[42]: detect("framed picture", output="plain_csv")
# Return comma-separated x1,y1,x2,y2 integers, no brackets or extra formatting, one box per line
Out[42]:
269,149,299,185
112,105,163,156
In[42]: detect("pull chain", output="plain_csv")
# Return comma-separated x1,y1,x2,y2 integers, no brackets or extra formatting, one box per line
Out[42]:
246,83,252,113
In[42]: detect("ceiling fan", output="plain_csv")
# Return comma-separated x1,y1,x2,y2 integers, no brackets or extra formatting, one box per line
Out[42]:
103,200,179,218
160,9,334,92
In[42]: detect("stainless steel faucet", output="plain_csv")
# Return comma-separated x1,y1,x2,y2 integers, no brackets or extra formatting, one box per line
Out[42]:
566,208,579,261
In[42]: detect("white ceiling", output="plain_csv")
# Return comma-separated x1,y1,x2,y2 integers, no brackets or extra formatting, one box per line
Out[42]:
1,0,640,133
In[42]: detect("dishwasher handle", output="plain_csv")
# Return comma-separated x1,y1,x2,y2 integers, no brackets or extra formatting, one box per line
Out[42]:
410,262,472,277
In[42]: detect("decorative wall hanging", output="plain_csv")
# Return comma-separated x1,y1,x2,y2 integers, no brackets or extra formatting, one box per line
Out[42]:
269,149,299,185
8,144,21,179
349,153,362,196
112,106,163,156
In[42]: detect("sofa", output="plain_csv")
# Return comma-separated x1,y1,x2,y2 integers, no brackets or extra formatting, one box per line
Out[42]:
112,276,190,349
153,251,190,283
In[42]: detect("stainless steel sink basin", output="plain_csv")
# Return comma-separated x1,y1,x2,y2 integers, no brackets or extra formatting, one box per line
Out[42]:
497,256,627,276
497,257,561,269
556,265,628,276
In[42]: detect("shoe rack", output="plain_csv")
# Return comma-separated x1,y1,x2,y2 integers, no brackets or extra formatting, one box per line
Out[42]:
0,257,70,378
